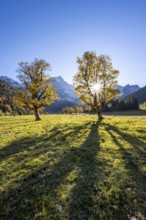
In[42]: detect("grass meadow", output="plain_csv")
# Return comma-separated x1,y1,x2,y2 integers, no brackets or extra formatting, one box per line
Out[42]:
0,114,146,220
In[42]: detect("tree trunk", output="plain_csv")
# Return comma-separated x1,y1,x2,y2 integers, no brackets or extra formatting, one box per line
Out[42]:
96,106,103,120
34,108,41,121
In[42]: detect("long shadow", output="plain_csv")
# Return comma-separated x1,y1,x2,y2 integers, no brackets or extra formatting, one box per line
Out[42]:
0,123,88,162
103,123,146,173
68,121,101,219
0,121,101,220
1,120,146,219
104,122,146,217
0,123,88,198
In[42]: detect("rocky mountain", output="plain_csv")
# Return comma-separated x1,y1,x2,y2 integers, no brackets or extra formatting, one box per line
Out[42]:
50,76,79,103
0,75,141,99
45,76,79,113
116,84,140,97
0,76,22,88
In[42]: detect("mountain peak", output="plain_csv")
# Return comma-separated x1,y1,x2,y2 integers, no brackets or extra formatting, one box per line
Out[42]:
0,75,22,88
55,76,65,82
0,75,141,100
58,75,63,79
117,84,141,97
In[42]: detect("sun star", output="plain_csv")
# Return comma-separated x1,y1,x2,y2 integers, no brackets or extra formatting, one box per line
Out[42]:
91,83,101,94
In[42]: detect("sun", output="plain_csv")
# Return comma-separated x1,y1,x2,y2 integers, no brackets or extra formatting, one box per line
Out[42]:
91,83,101,93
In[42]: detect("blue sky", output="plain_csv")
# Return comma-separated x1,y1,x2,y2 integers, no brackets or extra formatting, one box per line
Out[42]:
0,0,146,86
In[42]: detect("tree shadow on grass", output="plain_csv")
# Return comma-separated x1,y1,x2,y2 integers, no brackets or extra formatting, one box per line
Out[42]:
103,122,146,218
0,123,87,161
0,121,102,220
68,121,101,219
1,119,146,220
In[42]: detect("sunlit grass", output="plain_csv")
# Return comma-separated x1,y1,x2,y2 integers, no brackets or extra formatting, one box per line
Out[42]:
0,114,146,219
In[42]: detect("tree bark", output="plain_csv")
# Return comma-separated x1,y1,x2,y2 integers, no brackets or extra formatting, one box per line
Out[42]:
34,108,41,121
96,106,103,120
94,94,103,120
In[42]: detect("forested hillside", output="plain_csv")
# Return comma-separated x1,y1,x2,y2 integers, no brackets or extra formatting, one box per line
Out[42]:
129,86,146,103
0,80,29,115
0,80,15,113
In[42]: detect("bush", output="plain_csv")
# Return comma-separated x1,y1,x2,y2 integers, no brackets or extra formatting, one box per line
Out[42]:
5,112,11,116
62,106,83,114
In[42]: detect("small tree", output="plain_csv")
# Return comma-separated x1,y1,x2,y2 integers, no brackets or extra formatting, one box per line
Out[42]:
77,107,83,114
142,102,146,109
68,107,75,114
74,106,79,114
62,107,76,114
73,106,83,114
62,107,69,114
84,106,92,112
74,51,120,120
14,59,58,121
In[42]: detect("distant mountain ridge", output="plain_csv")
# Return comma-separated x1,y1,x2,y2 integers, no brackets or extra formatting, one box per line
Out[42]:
0,75,141,98
0,76,22,88
0,75,78,101
116,84,140,97
0,75,143,112
0,75,79,113
47,76,79,113
50,76,79,103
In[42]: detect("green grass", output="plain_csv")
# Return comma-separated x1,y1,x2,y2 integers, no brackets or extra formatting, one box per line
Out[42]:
0,114,146,220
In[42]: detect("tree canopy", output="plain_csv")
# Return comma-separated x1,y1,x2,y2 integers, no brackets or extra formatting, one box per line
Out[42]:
73,51,120,119
14,59,58,120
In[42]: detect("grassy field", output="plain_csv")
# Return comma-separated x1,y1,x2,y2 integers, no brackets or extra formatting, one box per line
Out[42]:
0,114,146,220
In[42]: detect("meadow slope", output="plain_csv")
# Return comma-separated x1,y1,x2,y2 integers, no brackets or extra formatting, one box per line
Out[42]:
0,115,146,220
